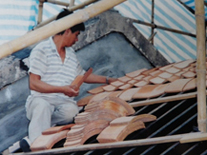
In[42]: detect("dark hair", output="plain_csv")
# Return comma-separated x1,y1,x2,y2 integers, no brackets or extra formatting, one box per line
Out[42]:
56,9,85,35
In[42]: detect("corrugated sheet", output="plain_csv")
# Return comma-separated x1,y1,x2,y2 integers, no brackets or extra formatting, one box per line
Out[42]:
0,0,206,63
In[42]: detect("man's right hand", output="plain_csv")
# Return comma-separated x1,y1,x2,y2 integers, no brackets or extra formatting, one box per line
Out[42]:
62,85,79,97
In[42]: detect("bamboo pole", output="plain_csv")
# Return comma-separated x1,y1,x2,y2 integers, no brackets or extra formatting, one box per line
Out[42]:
0,0,126,59
195,0,206,132
34,0,98,29
130,91,206,108
46,0,69,7
70,0,75,7
131,18,196,38
12,133,205,155
151,0,155,44
37,1,44,24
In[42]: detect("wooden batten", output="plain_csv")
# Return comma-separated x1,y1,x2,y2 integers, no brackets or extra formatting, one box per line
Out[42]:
195,0,206,132
0,0,126,59
12,132,207,155
180,132,207,143
130,91,207,108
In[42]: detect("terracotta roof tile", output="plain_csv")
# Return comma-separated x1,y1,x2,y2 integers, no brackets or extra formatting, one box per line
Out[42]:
119,87,140,101
126,68,147,78
158,72,173,79
87,85,106,95
182,71,196,78
173,59,195,69
118,76,132,83
31,130,69,151
134,74,145,81
165,78,192,93
103,84,118,92
150,77,167,84
165,67,180,74
134,80,149,87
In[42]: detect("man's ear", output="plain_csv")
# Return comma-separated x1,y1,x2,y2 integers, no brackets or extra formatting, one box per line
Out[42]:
65,28,72,34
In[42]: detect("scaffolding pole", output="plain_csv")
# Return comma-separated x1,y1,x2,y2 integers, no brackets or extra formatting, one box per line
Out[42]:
195,0,206,132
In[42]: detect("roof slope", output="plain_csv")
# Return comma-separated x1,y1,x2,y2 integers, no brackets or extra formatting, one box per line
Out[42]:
11,58,207,155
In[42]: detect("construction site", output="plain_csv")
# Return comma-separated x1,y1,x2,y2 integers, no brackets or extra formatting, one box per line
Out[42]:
0,0,207,154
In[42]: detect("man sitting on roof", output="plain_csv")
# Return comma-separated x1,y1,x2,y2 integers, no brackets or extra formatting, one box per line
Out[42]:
20,9,117,152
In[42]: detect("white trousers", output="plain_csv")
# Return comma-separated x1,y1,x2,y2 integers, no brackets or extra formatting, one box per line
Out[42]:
26,96,79,143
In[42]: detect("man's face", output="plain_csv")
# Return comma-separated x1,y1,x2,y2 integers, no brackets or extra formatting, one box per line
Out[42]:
64,30,80,47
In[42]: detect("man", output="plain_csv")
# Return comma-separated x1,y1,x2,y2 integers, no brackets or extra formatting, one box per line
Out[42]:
20,9,116,152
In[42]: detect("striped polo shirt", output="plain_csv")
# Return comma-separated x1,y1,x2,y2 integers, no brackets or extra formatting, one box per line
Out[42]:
27,37,85,103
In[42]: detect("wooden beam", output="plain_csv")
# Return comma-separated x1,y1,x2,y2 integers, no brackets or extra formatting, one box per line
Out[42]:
180,132,207,143
12,133,204,155
0,0,127,60
130,90,207,108
195,0,207,132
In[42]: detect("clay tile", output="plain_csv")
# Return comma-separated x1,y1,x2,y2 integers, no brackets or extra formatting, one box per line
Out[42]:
167,75,180,82
142,68,158,76
173,59,195,69
87,85,106,95
77,95,95,106
132,84,168,99
128,79,138,84
150,77,167,84
134,80,149,87
31,130,69,151
119,83,133,90
75,109,120,125
42,124,75,135
134,74,145,81
165,67,180,74
85,99,129,116
182,71,196,78
143,75,153,82
89,92,112,103
119,87,140,101
158,72,173,79
183,78,197,92
126,68,147,78
108,91,123,98
149,70,163,77
165,78,192,93
159,64,172,71
107,96,135,115
175,70,186,77
118,76,132,82
111,80,125,87
103,85,118,92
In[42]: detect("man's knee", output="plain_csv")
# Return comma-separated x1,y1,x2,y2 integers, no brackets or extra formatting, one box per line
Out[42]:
55,104,79,124
27,97,52,120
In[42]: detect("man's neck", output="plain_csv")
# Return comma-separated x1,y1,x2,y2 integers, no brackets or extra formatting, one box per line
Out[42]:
53,35,66,63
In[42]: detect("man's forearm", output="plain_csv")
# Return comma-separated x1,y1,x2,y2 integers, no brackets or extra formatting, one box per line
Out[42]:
84,74,117,84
